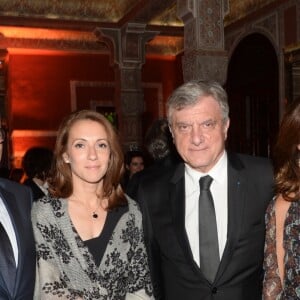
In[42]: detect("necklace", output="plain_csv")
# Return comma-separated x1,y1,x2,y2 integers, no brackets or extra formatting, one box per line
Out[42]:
71,195,102,219
92,200,101,219
92,211,99,219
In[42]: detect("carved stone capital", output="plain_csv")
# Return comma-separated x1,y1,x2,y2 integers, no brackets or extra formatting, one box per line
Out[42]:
96,23,158,67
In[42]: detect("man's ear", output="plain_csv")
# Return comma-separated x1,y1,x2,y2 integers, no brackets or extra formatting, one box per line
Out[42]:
168,125,174,139
224,118,230,140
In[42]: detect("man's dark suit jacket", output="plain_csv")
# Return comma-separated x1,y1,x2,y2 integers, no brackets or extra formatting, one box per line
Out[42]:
126,153,181,200
138,152,274,300
0,178,36,300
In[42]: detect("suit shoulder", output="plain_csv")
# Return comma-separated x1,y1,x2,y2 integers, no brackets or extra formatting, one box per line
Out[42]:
0,177,31,192
0,178,33,205
230,153,274,189
231,152,273,170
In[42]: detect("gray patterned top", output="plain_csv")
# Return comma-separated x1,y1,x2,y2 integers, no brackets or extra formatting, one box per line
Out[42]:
31,195,153,300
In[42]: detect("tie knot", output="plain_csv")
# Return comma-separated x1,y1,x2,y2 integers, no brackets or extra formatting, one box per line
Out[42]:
199,175,213,190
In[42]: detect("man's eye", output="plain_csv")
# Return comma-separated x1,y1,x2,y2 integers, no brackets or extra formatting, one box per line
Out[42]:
178,124,190,131
202,120,216,129
204,121,213,127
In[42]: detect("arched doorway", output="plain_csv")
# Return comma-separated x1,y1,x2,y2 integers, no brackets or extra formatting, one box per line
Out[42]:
226,33,279,158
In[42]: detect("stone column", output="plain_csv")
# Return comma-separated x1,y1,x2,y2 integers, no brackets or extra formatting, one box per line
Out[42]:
96,24,158,150
177,0,228,84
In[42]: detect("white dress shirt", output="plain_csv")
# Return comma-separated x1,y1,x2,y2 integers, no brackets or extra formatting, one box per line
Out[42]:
0,197,19,266
185,151,228,266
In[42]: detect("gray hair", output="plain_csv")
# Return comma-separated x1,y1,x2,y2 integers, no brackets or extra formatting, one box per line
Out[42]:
166,80,229,124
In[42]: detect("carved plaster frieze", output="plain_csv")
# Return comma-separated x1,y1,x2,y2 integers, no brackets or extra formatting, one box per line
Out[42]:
225,0,277,26
197,0,224,48
0,36,108,52
0,0,138,23
253,13,278,44
180,0,224,50
182,50,228,84
225,29,244,52
177,0,195,22
184,18,223,50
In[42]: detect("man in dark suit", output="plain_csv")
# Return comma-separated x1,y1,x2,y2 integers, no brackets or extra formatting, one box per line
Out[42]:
138,81,274,300
0,128,36,299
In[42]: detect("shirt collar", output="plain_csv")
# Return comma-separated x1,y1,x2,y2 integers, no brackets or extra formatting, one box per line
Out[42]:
185,151,227,189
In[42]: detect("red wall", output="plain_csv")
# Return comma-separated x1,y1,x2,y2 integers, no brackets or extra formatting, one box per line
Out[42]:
8,51,114,130
7,51,114,166
284,5,297,46
5,50,182,166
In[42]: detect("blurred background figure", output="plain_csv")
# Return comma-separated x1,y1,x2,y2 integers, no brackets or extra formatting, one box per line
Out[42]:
144,118,180,166
8,167,25,183
122,150,145,190
22,146,53,201
126,118,181,199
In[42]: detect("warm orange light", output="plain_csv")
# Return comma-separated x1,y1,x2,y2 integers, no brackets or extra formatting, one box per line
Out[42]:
147,36,183,56
11,130,57,168
7,48,85,55
0,26,98,41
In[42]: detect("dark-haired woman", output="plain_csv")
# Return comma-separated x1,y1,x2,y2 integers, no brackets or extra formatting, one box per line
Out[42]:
263,98,300,299
32,110,153,299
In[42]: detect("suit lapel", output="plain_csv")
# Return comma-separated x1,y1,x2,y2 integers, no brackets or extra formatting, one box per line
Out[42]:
215,153,246,282
169,164,202,274
0,187,25,297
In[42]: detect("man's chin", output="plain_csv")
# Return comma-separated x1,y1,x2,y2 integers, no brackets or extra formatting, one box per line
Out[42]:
189,161,211,173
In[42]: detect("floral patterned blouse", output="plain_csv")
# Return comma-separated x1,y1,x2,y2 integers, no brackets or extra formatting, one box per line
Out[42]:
31,195,153,300
263,197,300,299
